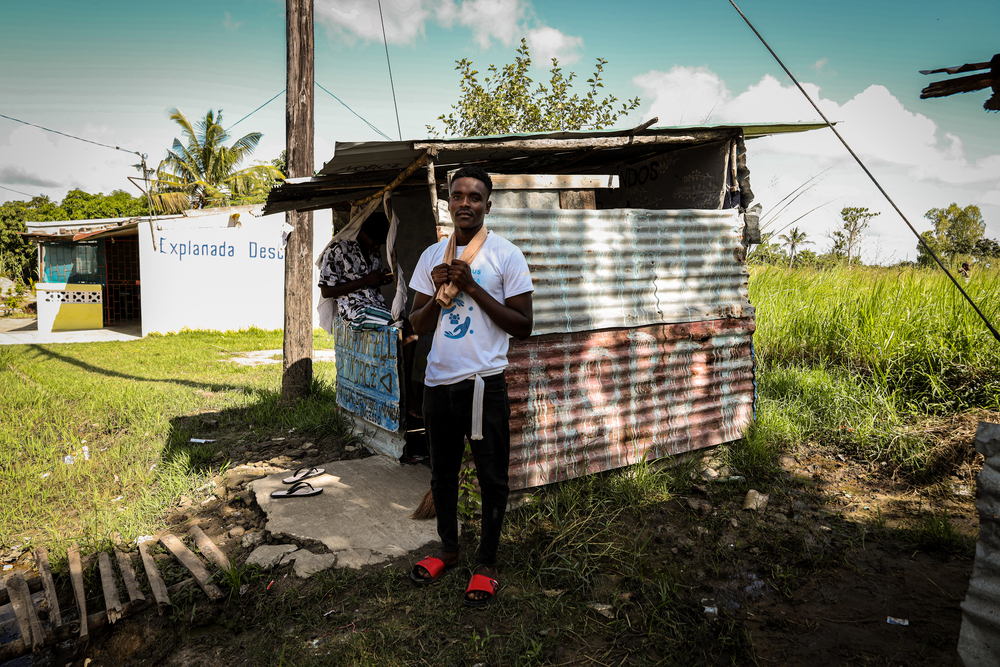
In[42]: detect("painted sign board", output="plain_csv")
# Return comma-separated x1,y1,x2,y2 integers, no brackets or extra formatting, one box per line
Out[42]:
334,318,402,432
137,210,331,335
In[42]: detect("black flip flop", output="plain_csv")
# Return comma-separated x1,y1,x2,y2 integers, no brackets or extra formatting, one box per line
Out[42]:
270,480,323,498
282,466,326,484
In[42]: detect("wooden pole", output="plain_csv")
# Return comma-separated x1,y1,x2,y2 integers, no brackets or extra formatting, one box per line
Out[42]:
281,0,315,402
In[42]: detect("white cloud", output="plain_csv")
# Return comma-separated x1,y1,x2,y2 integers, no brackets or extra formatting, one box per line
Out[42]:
0,125,149,200
316,0,581,58
527,26,583,64
316,0,431,45
812,57,828,71
633,65,1000,261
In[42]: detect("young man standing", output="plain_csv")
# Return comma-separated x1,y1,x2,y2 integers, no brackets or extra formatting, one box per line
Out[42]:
407,166,533,607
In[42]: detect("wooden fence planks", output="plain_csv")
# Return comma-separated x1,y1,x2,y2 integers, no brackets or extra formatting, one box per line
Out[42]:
97,553,123,624
66,546,88,640
159,533,223,601
137,541,170,608
3,573,45,650
114,549,145,603
189,526,231,571
34,547,62,628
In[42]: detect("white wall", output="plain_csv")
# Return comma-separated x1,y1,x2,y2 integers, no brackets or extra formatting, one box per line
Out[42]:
138,208,332,335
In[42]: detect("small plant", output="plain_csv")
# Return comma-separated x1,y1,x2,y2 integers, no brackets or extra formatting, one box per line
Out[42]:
457,444,481,524
1,281,28,315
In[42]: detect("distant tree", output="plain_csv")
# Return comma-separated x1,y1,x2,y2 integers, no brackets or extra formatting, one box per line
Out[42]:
152,109,284,214
974,237,1000,258
430,38,641,137
838,207,879,264
792,248,820,267
747,232,788,266
919,204,986,264
778,226,813,266
0,190,147,281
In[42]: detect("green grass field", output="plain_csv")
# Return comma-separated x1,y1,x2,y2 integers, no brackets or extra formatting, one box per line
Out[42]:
0,329,343,557
2,265,994,663
733,265,1000,480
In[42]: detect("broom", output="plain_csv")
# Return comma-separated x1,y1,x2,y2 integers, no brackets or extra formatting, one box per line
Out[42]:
411,488,435,519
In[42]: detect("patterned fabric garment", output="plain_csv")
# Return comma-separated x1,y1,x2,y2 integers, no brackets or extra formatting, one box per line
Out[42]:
318,240,388,324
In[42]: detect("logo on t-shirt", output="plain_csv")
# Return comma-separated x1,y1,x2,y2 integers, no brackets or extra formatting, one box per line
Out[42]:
442,295,476,339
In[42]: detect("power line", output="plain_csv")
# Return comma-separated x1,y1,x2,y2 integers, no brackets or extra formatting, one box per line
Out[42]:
315,82,393,140
727,0,1000,345
0,111,145,158
227,89,286,132
0,183,39,198
377,0,403,140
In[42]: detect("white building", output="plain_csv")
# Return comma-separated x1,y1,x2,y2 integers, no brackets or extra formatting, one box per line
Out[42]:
24,205,332,336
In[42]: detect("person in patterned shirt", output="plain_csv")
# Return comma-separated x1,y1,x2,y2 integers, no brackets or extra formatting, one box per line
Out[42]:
318,212,393,324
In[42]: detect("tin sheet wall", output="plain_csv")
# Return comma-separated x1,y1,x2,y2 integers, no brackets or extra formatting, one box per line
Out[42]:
486,208,750,336
959,423,1000,665
506,317,755,490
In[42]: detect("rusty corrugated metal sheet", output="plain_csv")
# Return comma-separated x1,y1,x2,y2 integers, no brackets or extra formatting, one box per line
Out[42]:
959,422,1000,665
487,208,751,336
505,317,755,490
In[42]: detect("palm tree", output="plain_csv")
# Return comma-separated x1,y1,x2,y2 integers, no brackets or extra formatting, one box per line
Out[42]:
151,109,284,214
779,227,813,267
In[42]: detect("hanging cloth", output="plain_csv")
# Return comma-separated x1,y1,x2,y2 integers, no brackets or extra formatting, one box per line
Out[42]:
383,193,408,324
434,226,489,308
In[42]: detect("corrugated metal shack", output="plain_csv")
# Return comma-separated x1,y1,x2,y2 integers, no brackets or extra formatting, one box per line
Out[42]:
264,123,824,490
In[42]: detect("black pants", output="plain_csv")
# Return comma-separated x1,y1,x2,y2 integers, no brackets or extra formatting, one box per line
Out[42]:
423,373,511,566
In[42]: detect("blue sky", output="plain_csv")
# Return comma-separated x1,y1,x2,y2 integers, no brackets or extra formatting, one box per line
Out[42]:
2,0,998,261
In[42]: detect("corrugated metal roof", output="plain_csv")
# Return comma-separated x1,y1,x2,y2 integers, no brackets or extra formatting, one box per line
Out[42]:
488,208,750,335
265,123,826,214
959,422,1000,664
22,205,264,241
506,317,755,490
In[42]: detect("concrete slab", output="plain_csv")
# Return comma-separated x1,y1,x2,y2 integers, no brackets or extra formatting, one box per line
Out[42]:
224,349,336,366
0,321,142,345
253,457,437,569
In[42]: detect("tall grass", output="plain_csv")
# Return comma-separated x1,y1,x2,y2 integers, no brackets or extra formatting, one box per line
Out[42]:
751,265,1000,411
729,265,1000,481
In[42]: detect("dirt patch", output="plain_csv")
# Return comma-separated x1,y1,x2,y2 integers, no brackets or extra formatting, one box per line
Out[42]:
73,417,986,665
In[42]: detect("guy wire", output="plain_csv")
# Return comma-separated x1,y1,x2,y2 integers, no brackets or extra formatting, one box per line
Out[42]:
377,0,403,140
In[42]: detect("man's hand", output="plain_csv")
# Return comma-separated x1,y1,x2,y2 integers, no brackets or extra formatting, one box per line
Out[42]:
431,263,451,289
447,259,477,293
362,269,392,287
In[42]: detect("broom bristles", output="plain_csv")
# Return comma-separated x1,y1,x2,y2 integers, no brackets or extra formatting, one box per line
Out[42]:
411,488,435,520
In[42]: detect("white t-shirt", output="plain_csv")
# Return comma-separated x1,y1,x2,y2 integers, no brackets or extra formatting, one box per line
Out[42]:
410,231,534,387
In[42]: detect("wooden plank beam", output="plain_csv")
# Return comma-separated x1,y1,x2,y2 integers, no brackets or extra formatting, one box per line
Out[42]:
66,546,88,640
137,541,171,608
114,550,145,603
280,0,316,402
491,174,618,190
33,548,61,628
0,577,195,663
97,553,123,624
413,132,732,153
189,526,231,571
3,573,45,650
159,534,223,601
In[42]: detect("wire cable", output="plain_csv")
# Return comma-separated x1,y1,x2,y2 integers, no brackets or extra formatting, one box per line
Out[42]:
0,183,40,198
0,112,145,158
377,0,403,140
727,0,1000,344
226,89,286,132
315,82,393,140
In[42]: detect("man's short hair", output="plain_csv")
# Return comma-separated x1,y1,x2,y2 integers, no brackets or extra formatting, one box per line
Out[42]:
361,211,390,242
450,166,493,196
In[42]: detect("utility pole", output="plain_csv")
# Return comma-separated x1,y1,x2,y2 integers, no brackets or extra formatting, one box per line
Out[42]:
281,0,315,402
